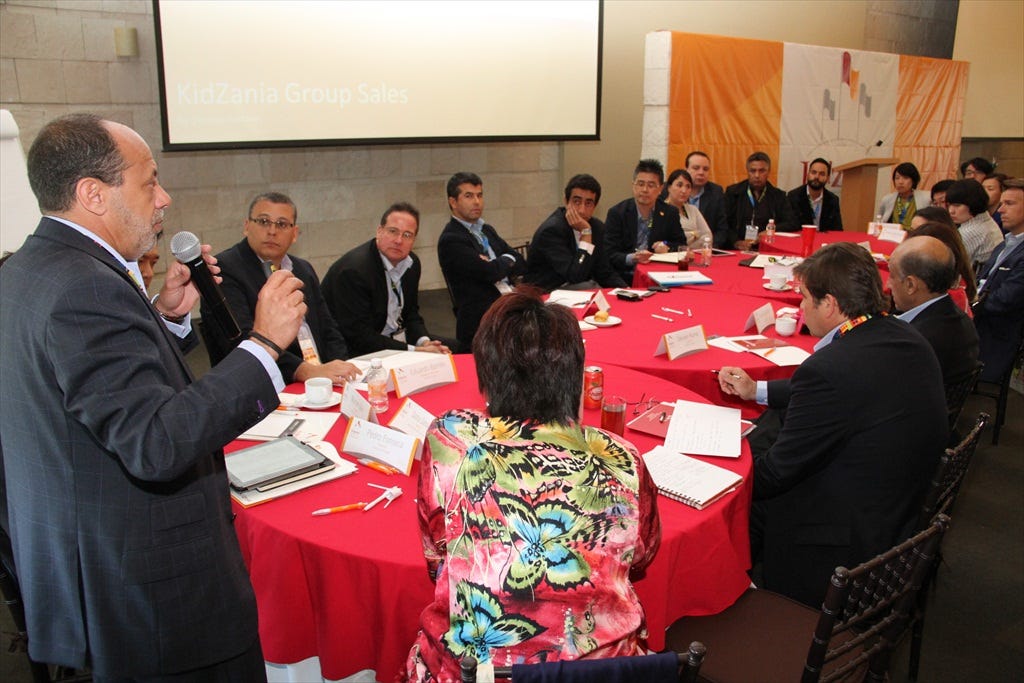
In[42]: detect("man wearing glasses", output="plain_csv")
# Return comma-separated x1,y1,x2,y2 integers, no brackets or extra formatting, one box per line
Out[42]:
322,202,451,356
604,158,683,284
208,191,360,384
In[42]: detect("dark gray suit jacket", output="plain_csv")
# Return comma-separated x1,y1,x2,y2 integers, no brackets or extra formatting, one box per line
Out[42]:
604,198,684,283
0,219,278,675
907,294,980,387
758,316,946,607
321,239,430,356
693,181,731,248
974,239,1024,382
525,208,626,291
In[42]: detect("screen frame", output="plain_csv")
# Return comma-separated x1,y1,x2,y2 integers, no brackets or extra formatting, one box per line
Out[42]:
152,0,603,152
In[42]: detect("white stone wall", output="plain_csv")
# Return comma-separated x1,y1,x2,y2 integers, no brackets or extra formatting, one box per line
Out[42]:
0,0,561,289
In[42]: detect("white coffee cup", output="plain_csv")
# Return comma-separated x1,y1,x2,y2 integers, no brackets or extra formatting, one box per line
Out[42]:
304,377,333,405
776,316,797,336
769,274,788,290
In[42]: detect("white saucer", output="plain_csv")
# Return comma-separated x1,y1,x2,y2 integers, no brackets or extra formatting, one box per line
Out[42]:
583,315,622,327
300,392,342,410
763,283,793,292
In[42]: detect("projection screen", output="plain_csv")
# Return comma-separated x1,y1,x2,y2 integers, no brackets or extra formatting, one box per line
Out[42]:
154,0,603,150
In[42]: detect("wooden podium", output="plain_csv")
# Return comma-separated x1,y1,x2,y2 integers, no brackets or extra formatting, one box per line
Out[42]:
835,157,898,233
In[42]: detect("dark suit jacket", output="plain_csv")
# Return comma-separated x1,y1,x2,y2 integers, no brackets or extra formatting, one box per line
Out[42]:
525,208,626,291
907,295,980,387
0,219,277,676
974,238,1024,382
604,198,684,282
723,181,798,247
321,239,430,356
209,238,349,380
437,218,526,350
757,316,946,607
786,185,843,231
693,181,731,249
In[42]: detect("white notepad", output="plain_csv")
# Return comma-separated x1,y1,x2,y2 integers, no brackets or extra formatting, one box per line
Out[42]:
642,446,744,510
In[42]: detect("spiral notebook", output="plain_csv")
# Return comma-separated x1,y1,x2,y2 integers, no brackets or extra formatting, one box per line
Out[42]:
642,446,744,510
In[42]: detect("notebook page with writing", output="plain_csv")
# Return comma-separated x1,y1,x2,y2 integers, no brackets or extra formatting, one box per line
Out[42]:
642,446,743,510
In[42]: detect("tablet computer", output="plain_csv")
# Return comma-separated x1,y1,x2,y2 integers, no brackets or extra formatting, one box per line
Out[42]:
225,437,330,492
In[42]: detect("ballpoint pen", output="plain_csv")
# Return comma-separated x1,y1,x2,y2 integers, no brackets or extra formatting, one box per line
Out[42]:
687,308,692,317
651,314,673,322
312,502,366,516
358,458,400,475
662,307,685,315
711,370,743,379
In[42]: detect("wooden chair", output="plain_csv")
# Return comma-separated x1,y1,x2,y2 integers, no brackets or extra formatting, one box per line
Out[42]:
665,515,951,683
459,645,706,683
973,332,1024,444
943,362,983,433
906,413,988,681
510,241,530,263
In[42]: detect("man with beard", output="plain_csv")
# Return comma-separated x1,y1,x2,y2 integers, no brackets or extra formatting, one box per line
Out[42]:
787,158,843,231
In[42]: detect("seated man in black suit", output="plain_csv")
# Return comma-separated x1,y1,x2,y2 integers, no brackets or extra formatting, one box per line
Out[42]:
604,158,684,284
724,151,798,250
209,192,359,384
437,172,526,351
973,178,1024,383
717,243,947,607
685,151,731,248
525,173,626,291
786,157,843,231
322,202,452,357
890,234,980,388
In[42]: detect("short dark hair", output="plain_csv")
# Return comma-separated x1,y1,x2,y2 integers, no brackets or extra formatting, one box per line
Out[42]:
909,222,977,301
684,151,710,167
666,168,693,187
944,179,990,216
564,174,602,203
379,201,420,229
808,157,832,174
474,288,585,424
892,162,921,188
959,157,994,179
248,191,298,223
27,113,128,213
985,172,1008,192
633,159,665,183
913,206,954,229
793,242,886,318
446,171,483,199
930,179,955,199
746,151,772,167
897,237,958,293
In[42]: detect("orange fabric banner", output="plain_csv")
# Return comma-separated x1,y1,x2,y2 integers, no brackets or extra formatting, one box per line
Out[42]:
894,55,971,189
668,33,783,187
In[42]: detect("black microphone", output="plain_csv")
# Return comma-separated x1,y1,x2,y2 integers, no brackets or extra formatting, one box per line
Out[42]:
170,231,242,344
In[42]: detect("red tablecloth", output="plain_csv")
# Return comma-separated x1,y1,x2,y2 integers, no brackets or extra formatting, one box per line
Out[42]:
757,230,898,258
579,288,816,418
231,357,753,680
634,257,803,305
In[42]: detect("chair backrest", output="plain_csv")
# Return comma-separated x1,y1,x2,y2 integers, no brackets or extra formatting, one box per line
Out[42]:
801,514,951,683
944,362,983,431
917,412,989,529
511,241,529,263
460,644,706,683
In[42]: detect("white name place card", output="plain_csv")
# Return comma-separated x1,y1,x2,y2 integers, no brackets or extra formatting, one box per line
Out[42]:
744,302,776,333
878,224,907,243
591,289,611,313
340,381,376,423
340,417,419,475
388,398,436,460
654,324,708,361
391,353,458,398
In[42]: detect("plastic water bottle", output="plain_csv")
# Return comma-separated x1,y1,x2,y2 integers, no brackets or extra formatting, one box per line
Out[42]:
765,218,776,244
366,358,389,413
296,321,320,365
870,214,883,236
701,235,712,267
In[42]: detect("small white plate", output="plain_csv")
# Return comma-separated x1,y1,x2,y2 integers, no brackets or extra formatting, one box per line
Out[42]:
280,391,342,410
763,283,793,292
583,315,622,327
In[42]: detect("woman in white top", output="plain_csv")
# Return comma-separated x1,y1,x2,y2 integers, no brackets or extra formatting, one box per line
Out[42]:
665,168,714,249
945,178,1003,268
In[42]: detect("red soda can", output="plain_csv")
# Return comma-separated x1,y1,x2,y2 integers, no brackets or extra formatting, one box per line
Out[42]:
583,366,604,410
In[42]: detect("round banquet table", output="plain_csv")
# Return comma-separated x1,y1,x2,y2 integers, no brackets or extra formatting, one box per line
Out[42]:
230,356,753,681
578,287,817,417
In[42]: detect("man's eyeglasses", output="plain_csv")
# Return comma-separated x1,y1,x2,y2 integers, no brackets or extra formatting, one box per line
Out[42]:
248,217,295,231
381,226,416,241
626,394,660,415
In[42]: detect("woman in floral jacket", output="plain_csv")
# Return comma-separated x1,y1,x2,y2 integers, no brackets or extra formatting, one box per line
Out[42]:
405,289,661,682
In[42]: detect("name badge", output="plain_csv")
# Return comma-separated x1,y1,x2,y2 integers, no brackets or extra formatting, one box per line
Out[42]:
744,224,759,241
